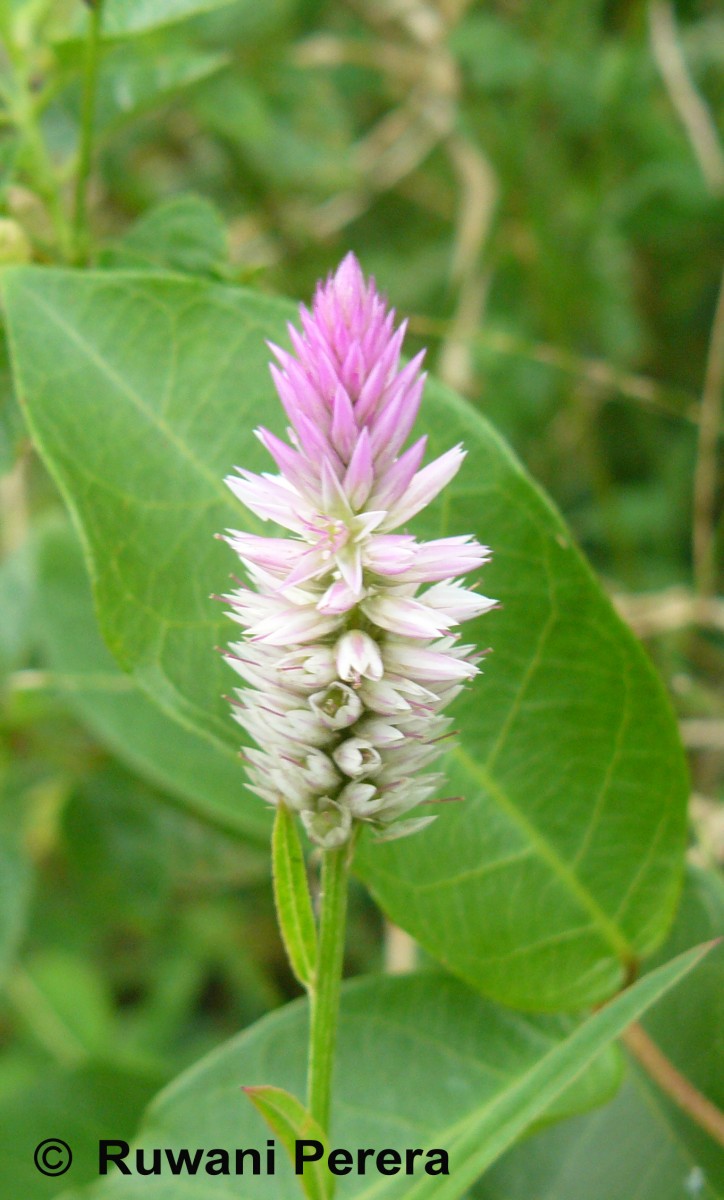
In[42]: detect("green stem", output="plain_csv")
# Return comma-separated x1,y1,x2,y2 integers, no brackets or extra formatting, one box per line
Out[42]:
72,0,104,264
20,105,72,259
306,845,350,1134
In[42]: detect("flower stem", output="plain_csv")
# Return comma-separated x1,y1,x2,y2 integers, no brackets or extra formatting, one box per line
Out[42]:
306,845,350,1134
72,0,104,265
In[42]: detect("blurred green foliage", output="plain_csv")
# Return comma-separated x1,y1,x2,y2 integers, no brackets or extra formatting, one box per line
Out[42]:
0,0,721,1195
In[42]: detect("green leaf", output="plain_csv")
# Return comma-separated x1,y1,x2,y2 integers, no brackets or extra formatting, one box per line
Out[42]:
62,762,269,923
475,867,724,1199
449,13,536,91
35,522,271,845
70,970,629,1200
69,948,710,1200
193,73,355,194
244,1086,331,1200
0,1063,159,1200
398,944,714,1200
99,195,228,277
272,804,317,989
477,1073,723,1200
57,45,229,140
1,267,688,1009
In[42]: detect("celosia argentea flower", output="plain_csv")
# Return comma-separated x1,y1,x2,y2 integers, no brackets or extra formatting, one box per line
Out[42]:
221,253,494,849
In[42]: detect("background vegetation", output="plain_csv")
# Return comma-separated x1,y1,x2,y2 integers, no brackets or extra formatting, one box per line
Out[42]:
0,0,721,1197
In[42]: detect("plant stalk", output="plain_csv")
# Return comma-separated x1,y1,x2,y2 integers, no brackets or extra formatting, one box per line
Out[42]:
72,0,104,264
306,845,350,1134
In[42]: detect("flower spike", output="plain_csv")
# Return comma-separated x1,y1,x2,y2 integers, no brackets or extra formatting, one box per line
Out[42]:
221,253,493,847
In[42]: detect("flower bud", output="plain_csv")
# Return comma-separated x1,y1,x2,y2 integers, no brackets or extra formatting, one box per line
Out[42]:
310,682,363,730
338,781,385,817
301,800,352,849
333,738,382,778
335,630,383,686
276,645,336,687
300,749,341,790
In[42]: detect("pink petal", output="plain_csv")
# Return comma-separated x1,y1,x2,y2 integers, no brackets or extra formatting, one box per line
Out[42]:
317,578,359,615
369,368,426,463
382,445,466,529
384,641,478,682
269,362,327,432
336,544,363,595
361,594,453,638
247,606,339,644
366,435,427,510
255,428,316,495
226,471,309,533
331,383,358,460
293,411,343,474
364,534,417,575
343,428,374,509
394,536,490,583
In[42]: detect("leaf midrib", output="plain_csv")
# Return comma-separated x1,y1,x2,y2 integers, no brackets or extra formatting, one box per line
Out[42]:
7,277,238,508
453,744,634,964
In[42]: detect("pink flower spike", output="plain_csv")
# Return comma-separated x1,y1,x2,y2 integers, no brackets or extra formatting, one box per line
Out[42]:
219,253,494,846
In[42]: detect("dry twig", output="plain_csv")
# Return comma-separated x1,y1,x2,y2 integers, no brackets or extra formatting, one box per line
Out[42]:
612,586,724,637
649,0,724,195
624,1021,724,1148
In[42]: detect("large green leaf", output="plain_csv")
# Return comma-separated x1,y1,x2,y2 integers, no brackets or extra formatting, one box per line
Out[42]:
48,949,708,1200
1,267,687,1008
475,867,724,1199
34,522,270,844
475,1074,723,1200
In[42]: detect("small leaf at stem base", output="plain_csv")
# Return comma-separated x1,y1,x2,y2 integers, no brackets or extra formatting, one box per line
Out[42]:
244,1085,332,1200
